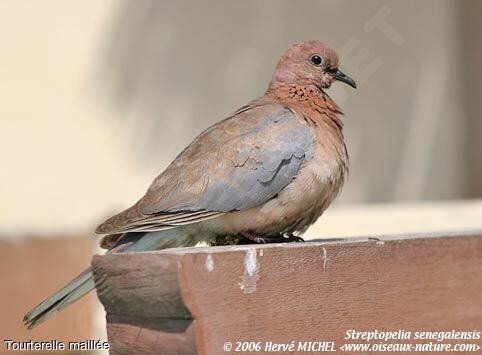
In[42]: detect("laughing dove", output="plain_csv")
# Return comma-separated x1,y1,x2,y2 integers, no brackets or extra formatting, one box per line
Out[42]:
24,40,356,328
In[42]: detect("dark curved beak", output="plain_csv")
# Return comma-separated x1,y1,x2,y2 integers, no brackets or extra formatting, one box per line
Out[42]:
335,69,357,89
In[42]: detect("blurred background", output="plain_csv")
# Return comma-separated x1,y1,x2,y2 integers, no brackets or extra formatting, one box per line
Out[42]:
1,0,481,353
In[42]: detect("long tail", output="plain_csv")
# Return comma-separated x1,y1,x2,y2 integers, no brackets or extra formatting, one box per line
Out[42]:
23,268,95,329
23,228,195,329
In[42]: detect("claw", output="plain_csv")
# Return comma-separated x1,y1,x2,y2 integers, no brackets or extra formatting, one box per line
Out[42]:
241,232,270,243
241,232,304,244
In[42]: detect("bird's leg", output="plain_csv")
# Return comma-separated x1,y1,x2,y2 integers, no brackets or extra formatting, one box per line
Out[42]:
241,231,267,243
240,232,305,244
241,232,284,244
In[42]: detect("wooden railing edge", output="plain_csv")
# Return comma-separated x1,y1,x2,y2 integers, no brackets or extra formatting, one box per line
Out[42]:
92,231,482,354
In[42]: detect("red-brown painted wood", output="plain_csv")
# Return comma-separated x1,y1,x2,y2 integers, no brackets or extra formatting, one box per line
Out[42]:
92,233,482,354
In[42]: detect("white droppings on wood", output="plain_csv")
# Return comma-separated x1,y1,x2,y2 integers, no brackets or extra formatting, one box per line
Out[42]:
245,248,258,276
205,254,214,272
322,247,328,269
260,249,264,257
369,236,385,245
239,248,260,294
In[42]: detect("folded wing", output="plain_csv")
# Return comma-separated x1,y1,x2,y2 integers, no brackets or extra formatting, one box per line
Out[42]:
96,101,313,234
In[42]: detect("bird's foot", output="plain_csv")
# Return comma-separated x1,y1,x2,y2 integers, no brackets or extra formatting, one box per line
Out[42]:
240,232,304,244
241,232,284,244
212,232,305,246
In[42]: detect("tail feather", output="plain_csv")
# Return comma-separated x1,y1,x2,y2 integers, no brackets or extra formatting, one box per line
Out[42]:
23,228,197,329
23,268,95,329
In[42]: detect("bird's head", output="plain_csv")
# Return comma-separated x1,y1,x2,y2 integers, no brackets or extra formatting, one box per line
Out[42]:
270,41,356,91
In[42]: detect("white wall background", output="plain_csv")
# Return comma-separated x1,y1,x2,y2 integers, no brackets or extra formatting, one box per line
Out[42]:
0,0,481,234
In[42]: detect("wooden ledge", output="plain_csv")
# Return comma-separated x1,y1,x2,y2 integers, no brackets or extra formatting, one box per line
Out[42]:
92,232,482,354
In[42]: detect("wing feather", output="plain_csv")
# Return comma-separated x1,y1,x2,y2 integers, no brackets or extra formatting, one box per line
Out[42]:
96,100,313,235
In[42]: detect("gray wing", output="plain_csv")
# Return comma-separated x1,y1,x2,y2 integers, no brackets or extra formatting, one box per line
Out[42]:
196,110,313,211
96,103,314,234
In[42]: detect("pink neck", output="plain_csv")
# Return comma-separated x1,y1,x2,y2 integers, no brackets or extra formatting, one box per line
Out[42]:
265,82,343,126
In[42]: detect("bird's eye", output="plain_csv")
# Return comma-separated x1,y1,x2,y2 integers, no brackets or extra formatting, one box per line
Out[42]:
310,55,324,66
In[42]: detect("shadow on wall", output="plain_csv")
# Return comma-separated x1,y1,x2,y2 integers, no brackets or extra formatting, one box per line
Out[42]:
98,0,482,203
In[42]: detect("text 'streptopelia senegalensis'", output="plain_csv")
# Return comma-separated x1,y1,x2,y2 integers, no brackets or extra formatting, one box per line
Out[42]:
24,40,356,328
